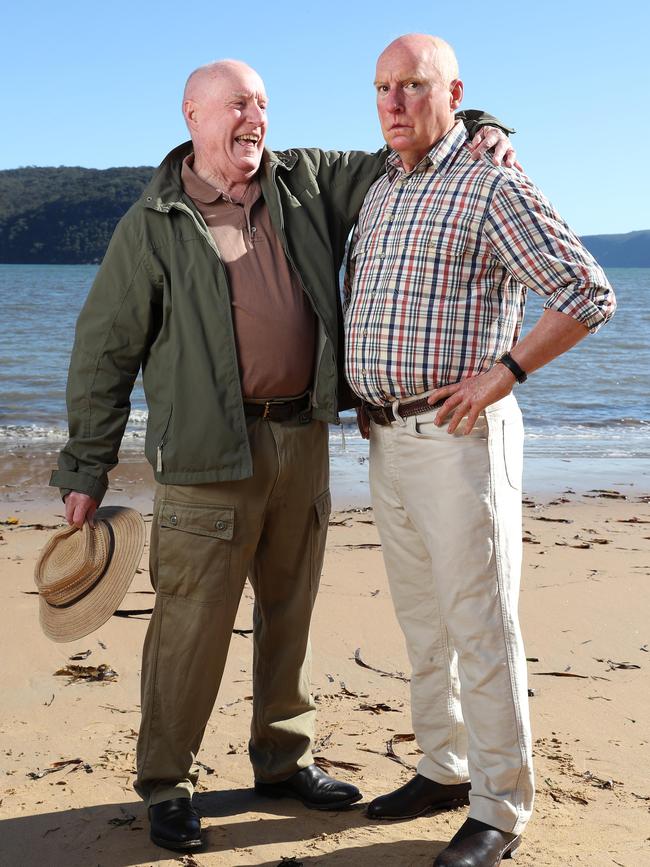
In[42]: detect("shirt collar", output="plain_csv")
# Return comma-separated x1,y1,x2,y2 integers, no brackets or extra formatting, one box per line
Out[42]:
385,120,468,180
181,153,260,206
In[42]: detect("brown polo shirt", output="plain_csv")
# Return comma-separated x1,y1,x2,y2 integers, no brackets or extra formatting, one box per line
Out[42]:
181,154,316,400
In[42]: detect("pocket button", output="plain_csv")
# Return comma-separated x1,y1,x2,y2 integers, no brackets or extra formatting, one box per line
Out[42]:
170,514,178,525
215,520,227,531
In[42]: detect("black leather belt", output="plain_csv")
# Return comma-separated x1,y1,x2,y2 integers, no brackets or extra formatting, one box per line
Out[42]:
363,396,445,426
244,393,312,422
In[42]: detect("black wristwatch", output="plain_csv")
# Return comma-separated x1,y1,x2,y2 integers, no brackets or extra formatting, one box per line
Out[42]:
498,351,527,383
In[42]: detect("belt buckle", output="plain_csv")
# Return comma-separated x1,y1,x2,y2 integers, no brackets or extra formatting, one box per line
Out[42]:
380,404,393,425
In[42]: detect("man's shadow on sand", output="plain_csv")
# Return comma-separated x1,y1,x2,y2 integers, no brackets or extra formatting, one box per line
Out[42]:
0,786,453,865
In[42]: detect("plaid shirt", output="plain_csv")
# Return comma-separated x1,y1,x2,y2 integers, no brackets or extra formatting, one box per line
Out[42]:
344,121,616,406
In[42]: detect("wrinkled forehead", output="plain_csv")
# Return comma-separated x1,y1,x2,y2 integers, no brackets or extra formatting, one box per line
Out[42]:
222,64,266,94
375,45,442,86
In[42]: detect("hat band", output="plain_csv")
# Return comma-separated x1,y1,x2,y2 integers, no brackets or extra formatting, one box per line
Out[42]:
42,523,116,609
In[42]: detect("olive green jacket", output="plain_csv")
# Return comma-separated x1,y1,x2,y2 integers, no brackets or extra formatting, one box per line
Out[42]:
51,111,508,502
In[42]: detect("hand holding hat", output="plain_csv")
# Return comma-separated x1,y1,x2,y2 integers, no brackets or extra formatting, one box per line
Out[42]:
34,506,146,642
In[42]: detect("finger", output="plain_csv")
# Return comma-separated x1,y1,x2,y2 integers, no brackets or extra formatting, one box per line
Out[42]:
470,137,491,158
491,138,509,166
514,160,524,173
427,383,460,406
446,402,470,435
468,128,486,148
504,148,516,168
463,406,481,435
434,394,464,426
71,502,86,528
74,499,96,528
65,497,76,526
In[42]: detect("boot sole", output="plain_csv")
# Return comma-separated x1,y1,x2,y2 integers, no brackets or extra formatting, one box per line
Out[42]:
367,795,470,821
150,832,203,852
255,785,363,811
503,834,522,860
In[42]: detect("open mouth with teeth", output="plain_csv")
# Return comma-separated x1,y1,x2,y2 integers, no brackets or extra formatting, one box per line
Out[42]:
235,133,260,147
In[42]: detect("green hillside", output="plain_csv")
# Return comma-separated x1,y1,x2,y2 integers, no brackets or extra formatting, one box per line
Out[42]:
1,166,648,266
0,166,153,264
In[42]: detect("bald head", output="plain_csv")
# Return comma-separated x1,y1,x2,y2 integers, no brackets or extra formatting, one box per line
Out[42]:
182,59,268,195
377,34,459,87
183,59,264,106
374,33,463,172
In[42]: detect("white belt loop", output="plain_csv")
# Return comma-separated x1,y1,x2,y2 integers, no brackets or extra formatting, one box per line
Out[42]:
390,395,407,427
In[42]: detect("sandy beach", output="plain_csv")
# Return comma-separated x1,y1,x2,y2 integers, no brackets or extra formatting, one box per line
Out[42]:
1,454,649,867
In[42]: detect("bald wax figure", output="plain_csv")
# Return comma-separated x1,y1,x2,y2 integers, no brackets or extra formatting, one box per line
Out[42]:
50,59,515,853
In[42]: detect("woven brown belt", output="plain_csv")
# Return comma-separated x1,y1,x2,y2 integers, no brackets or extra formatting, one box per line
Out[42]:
363,396,445,426
244,392,312,422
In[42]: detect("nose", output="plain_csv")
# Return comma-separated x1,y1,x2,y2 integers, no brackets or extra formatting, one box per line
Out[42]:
386,87,403,114
247,100,266,124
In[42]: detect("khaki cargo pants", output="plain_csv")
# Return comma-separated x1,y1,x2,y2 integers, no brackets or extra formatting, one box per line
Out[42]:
134,415,330,807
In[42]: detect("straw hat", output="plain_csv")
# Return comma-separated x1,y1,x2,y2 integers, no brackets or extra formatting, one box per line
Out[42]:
34,506,146,642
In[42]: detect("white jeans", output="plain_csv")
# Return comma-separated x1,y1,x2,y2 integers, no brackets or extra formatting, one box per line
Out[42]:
369,393,533,835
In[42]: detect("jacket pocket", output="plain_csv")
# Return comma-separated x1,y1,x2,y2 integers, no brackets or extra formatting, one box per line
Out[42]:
155,501,235,603
155,406,173,473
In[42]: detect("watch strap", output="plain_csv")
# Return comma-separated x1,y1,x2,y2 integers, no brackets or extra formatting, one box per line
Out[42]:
498,351,528,383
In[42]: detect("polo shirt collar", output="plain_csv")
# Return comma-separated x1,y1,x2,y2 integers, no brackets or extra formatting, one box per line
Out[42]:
181,153,260,207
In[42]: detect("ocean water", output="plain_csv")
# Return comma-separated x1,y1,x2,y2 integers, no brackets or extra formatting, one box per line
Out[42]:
0,264,648,491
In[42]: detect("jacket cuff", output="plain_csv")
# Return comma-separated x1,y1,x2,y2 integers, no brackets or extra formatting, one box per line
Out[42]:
457,109,516,137
49,469,107,504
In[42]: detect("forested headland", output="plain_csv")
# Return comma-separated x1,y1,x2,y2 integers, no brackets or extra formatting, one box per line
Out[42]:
1,166,648,266
0,167,153,264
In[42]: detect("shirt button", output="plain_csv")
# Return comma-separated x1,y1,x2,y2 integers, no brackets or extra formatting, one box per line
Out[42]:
361,369,368,376
377,253,385,260
215,520,227,531
170,514,178,526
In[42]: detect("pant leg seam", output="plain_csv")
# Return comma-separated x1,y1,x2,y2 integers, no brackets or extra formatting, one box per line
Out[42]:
137,594,165,800
487,420,530,828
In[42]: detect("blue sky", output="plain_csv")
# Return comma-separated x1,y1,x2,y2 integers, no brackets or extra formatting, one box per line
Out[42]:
4,0,648,234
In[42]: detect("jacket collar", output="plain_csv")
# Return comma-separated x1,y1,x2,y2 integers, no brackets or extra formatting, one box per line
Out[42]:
142,141,298,212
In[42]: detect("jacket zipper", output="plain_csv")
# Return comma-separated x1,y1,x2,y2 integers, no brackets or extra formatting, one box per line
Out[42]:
269,164,338,421
167,201,246,429
156,407,173,472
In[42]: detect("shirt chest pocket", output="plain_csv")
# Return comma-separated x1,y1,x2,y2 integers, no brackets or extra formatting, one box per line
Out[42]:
417,217,480,260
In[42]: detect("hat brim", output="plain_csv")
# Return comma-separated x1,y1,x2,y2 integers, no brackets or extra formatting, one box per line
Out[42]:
39,506,146,643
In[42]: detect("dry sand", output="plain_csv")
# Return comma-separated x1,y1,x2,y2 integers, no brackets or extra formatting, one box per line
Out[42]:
1,460,649,866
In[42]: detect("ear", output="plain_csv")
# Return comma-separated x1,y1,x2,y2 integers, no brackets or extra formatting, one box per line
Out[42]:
449,79,464,111
182,98,198,129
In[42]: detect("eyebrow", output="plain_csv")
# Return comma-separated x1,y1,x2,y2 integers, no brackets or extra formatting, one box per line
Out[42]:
231,90,267,101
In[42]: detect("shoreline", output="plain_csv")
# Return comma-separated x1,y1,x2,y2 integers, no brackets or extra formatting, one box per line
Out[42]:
1,443,649,517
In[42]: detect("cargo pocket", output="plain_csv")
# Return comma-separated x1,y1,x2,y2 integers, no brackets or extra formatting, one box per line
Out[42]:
155,500,235,604
310,490,331,594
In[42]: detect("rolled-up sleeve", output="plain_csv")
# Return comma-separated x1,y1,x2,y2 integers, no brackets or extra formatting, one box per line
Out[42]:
485,173,616,332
